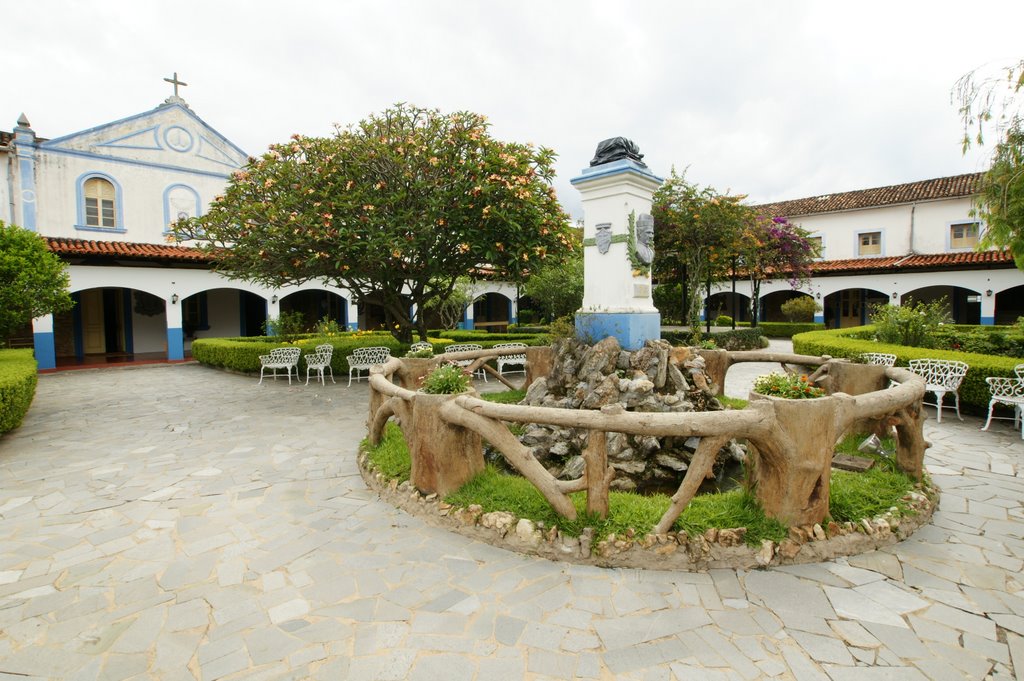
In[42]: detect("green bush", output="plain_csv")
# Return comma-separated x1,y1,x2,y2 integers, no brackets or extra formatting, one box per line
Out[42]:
0,349,37,434
737,321,825,337
929,325,1024,358
714,315,734,327
793,325,1024,410
263,310,308,337
870,298,950,347
420,364,471,394
779,296,821,322
661,328,765,350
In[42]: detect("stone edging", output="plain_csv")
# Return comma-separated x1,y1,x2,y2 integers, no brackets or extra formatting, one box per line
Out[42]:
358,450,939,571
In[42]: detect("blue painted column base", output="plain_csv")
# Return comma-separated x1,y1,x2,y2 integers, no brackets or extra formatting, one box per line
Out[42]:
347,322,358,331
813,314,825,324
167,328,184,361
575,311,661,351
33,332,56,370
981,316,995,325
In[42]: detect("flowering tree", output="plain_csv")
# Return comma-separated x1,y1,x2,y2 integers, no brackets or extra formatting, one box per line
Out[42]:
652,170,747,335
175,104,573,341
738,215,819,326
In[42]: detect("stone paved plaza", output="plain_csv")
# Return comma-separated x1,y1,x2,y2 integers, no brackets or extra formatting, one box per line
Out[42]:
1,351,1024,680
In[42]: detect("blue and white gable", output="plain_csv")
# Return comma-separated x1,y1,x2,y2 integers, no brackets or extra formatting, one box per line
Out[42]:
39,102,247,175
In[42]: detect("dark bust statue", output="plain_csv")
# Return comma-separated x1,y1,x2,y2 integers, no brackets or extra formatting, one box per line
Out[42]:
589,137,646,167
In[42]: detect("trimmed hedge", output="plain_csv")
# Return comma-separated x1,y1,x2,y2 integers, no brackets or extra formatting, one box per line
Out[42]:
661,328,766,351
191,330,551,375
738,322,825,337
434,330,552,347
0,349,37,434
792,325,1024,411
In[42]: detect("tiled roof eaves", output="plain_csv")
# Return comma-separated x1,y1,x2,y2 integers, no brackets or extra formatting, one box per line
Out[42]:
809,249,1014,276
755,173,983,218
45,237,215,264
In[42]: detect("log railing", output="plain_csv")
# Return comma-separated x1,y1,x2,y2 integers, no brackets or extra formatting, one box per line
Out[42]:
366,348,927,529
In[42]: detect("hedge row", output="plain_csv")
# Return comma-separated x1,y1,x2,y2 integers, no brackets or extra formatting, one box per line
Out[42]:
191,331,552,375
738,322,826,337
0,349,38,435
792,325,1024,411
662,328,766,351
435,330,551,345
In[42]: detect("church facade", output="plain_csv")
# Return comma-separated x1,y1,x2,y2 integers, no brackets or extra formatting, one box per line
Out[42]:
1,89,517,370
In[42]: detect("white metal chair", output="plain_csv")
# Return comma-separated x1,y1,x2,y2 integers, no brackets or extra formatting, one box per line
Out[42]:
982,364,1024,439
494,342,528,376
305,344,336,386
408,341,432,355
345,346,392,386
258,347,301,385
445,343,486,381
908,358,969,423
862,353,897,367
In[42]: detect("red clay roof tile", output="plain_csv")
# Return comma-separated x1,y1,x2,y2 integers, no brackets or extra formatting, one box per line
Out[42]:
46,237,214,263
755,173,983,217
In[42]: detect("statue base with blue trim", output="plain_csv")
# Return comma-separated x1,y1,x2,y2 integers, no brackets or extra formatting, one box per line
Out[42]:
575,311,661,351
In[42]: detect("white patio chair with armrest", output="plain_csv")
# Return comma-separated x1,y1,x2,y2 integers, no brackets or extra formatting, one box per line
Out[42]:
982,375,1024,439
305,345,336,386
258,347,301,385
408,341,432,355
445,343,486,381
494,342,528,376
345,346,392,386
907,358,969,423
862,353,897,367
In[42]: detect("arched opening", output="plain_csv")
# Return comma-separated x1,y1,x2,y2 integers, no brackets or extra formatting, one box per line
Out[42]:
181,288,269,348
995,285,1024,325
279,290,347,331
705,292,750,323
55,287,167,366
903,285,980,325
759,290,813,323
822,288,888,329
473,292,512,332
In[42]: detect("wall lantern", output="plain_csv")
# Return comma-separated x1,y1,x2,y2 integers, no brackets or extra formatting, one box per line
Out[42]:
171,294,179,305
891,292,898,300
271,295,279,304
815,292,821,300
986,289,993,297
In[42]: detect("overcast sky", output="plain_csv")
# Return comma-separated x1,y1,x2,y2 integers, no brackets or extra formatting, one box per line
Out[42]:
5,1,1021,218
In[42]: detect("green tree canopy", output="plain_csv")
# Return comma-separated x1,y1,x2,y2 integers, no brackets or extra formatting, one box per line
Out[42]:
0,221,73,342
651,170,747,334
955,59,1024,269
522,249,583,322
738,215,819,326
175,103,573,341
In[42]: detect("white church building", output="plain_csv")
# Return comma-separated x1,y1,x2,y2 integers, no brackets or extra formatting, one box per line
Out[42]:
1,82,517,370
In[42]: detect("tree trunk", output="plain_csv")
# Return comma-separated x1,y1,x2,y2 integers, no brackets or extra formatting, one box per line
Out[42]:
584,430,610,518
746,395,838,526
893,401,927,481
409,392,484,496
749,279,761,328
821,360,889,438
398,357,438,391
696,349,732,397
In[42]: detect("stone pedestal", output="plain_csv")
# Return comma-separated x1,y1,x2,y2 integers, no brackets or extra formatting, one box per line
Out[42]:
571,151,663,351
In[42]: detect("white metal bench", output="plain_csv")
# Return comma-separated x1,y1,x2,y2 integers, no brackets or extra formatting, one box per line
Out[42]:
346,346,391,386
408,341,432,355
445,343,486,381
258,347,301,385
305,344,336,386
908,358,969,423
494,342,528,376
982,364,1024,439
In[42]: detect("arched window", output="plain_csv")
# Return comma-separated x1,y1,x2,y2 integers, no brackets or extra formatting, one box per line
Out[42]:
84,177,117,228
76,172,124,232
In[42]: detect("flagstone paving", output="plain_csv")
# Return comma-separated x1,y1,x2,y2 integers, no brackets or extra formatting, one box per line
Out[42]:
0,354,1022,680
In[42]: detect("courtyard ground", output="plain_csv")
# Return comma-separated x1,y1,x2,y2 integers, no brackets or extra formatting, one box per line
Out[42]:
1,343,1023,679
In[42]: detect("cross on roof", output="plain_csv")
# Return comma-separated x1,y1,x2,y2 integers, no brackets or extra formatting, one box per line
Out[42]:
163,72,188,97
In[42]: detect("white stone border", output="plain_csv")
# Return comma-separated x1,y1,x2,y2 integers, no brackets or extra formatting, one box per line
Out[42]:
358,450,938,571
